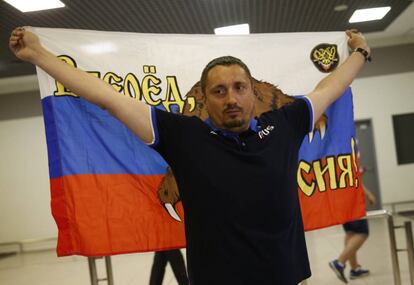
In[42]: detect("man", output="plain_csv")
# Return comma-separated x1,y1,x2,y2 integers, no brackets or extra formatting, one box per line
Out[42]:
9,27,371,285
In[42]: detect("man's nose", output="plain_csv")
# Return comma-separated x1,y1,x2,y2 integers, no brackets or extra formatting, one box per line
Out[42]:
226,89,238,104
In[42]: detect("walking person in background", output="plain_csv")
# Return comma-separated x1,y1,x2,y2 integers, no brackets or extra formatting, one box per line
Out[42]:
329,174,377,283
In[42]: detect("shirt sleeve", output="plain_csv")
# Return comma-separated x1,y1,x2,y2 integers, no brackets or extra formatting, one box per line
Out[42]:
280,96,314,138
147,106,187,159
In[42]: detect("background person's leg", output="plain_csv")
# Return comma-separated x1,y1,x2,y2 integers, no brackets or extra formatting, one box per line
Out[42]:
338,232,368,265
330,220,370,283
150,252,168,285
166,250,189,285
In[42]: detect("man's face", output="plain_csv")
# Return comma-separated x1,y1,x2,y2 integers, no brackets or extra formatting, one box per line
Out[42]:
204,64,255,133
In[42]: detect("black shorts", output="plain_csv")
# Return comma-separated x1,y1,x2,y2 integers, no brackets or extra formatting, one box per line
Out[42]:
342,219,369,235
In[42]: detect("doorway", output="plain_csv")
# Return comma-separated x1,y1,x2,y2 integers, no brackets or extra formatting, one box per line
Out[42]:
354,120,382,211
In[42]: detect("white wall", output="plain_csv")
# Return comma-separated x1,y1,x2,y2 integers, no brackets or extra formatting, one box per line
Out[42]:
0,95,56,245
353,71,414,204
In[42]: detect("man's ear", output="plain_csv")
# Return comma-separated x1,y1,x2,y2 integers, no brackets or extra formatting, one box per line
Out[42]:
253,87,258,98
251,79,258,98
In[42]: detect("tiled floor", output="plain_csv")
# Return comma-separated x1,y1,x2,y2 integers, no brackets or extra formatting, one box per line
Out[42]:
0,215,412,285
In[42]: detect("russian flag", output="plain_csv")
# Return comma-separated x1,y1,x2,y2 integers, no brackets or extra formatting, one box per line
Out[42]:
42,94,185,256
34,27,366,256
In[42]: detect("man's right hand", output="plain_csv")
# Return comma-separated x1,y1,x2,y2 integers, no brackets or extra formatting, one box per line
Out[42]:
9,27,42,63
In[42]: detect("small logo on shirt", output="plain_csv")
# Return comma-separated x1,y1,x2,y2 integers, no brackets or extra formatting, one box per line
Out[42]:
210,131,218,135
310,43,339,73
258,125,274,139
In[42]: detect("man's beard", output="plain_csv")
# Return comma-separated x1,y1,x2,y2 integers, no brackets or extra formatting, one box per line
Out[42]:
223,118,245,129
223,103,245,129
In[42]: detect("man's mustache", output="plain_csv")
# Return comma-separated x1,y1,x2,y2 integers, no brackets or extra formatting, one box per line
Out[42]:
223,104,242,113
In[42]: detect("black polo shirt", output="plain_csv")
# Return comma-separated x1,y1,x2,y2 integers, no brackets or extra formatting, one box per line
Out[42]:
150,97,313,285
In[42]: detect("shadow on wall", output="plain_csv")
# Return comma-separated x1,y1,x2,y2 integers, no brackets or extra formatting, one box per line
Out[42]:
0,91,42,120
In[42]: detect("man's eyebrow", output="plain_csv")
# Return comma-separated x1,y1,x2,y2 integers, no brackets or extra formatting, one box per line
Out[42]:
209,84,226,90
209,79,249,90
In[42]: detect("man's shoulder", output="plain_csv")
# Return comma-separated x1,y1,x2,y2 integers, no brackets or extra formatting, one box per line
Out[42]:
257,108,282,124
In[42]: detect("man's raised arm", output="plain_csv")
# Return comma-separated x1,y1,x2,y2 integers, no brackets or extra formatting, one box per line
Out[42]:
308,29,371,122
9,27,154,144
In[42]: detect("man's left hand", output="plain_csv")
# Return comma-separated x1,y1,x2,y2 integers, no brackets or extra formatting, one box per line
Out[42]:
346,29,371,56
